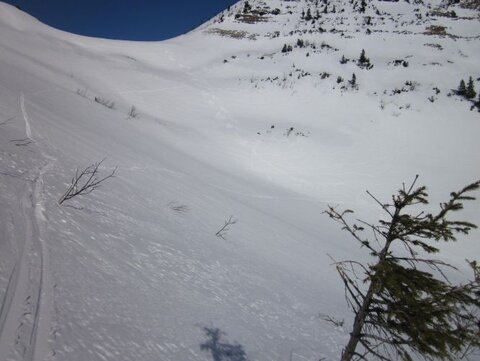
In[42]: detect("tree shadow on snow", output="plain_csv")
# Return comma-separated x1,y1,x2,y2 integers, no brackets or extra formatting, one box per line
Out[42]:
200,327,248,361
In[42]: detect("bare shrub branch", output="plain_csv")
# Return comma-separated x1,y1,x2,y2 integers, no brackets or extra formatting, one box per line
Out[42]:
59,159,117,205
94,96,115,109
127,105,139,119
168,201,190,214
10,138,33,146
319,313,345,328
76,88,88,98
0,116,16,126
215,216,237,240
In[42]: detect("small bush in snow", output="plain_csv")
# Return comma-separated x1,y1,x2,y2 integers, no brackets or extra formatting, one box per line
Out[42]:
127,105,139,119
215,216,237,240
425,25,447,36
320,72,330,79
94,96,115,109
76,88,88,98
168,201,190,214
59,159,117,205
281,44,293,53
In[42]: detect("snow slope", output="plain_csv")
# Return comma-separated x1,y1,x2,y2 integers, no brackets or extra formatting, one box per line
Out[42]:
0,1,479,360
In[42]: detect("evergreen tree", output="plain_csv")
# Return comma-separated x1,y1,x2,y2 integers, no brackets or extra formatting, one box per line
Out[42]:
305,8,313,20
457,79,466,96
466,76,476,99
358,49,373,69
243,1,251,13
325,177,480,361
281,44,292,53
358,49,368,63
359,0,367,13
349,73,357,89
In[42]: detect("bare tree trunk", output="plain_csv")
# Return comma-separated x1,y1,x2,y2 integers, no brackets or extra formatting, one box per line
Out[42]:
341,208,400,361
341,284,376,361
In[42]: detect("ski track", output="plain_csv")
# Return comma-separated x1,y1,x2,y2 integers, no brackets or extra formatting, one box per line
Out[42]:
20,93,33,141
29,160,54,361
0,93,53,361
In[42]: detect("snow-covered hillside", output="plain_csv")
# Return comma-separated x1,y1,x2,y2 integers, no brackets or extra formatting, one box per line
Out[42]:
0,1,479,360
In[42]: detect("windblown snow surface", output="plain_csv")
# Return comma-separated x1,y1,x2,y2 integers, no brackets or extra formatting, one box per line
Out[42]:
0,1,479,360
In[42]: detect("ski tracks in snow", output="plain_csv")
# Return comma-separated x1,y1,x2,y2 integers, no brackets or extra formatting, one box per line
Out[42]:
0,93,55,361
29,160,54,361
20,93,33,141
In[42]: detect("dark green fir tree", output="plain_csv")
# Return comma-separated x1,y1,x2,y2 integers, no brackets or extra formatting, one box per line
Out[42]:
243,1,251,14
457,79,466,96
358,49,372,69
305,8,313,21
359,49,367,63
359,0,367,13
349,73,357,89
466,76,476,99
281,44,292,53
325,177,480,361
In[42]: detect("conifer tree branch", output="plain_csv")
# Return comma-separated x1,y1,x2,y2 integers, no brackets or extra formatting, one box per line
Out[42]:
327,178,480,361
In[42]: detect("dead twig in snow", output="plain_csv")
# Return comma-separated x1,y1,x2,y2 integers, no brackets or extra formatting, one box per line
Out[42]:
215,216,237,240
59,159,117,205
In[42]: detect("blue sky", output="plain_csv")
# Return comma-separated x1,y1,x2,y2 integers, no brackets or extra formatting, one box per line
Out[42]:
3,0,238,40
